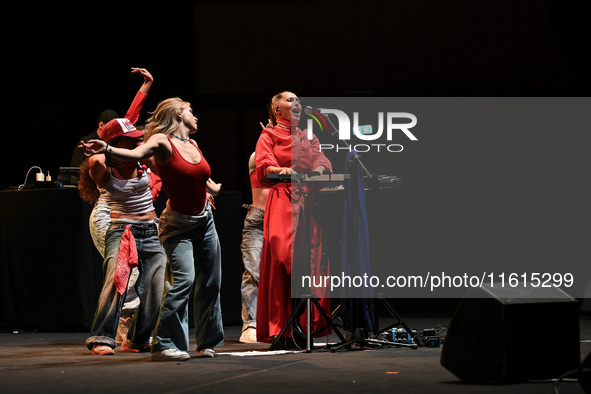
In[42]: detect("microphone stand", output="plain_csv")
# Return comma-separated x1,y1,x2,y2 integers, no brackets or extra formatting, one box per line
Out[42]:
323,115,373,180
322,113,402,192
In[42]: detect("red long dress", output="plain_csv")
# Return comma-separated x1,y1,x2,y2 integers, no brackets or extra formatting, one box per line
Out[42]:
255,118,332,342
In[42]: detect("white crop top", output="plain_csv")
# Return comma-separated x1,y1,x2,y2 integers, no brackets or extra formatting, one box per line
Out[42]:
99,168,154,215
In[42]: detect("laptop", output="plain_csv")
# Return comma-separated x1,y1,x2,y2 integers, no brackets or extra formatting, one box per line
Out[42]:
56,167,80,187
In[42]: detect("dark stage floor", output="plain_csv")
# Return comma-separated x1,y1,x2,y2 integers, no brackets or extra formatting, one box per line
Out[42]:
1,312,590,393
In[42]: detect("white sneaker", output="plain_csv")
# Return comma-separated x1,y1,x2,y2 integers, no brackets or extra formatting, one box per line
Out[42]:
239,327,258,343
197,348,216,358
151,348,190,361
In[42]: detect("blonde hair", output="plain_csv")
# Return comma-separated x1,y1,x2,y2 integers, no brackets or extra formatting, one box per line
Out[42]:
144,97,190,140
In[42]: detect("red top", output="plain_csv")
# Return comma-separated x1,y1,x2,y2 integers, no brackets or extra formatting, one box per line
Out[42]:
255,118,332,182
249,169,269,189
157,137,211,214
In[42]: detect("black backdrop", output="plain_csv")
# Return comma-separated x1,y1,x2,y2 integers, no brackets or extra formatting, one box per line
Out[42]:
2,0,591,328
3,0,591,194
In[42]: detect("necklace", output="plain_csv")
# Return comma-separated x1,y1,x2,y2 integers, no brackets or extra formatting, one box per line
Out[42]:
171,134,190,142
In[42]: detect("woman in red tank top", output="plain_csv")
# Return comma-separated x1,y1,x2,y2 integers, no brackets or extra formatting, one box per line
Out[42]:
80,97,223,361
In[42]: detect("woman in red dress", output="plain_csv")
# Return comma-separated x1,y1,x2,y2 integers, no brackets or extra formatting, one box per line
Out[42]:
255,91,332,346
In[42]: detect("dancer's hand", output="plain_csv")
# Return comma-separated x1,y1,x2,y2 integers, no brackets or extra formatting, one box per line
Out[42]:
206,178,222,196
131,67,153,84
206,193,216,210
78,139,107,156
260,119,273,130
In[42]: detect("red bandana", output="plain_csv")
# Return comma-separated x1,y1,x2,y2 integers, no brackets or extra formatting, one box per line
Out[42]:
114,225,138,295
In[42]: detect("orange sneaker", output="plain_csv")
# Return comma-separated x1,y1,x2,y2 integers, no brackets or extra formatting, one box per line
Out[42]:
121,341,151,353
91,345,114,355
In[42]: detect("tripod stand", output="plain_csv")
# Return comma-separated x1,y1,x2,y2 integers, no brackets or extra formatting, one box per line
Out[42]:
269,294,348,352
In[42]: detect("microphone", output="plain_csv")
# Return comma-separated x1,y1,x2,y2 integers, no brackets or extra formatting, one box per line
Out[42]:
303,106,325,114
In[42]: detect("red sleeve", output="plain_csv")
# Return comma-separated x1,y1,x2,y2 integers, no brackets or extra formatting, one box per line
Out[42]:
255,129,279,184
124,91,148,125
148,171,162,202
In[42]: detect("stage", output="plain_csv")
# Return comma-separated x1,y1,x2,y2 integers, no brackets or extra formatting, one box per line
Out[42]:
1,311,590,393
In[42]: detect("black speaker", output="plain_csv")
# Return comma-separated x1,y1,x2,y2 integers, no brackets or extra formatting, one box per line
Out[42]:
440,285,580,384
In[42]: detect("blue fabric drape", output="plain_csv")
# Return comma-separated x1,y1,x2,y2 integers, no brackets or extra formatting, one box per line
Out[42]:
342,150,375,333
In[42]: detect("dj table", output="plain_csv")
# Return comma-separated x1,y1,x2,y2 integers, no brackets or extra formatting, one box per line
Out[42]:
0,188,102,332
0,188,245,332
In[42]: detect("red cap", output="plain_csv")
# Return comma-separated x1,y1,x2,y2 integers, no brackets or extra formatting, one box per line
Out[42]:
101,118,144,142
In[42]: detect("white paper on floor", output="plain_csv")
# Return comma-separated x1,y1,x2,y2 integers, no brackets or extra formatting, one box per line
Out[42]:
216,350,302,357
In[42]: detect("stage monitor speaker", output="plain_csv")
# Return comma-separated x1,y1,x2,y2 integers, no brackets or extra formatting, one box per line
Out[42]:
440,284,580,384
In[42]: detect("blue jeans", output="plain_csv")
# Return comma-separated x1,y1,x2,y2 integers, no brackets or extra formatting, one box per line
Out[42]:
89,198,140,313
240,205,264,331
86,221,166,349
152,204,224,353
